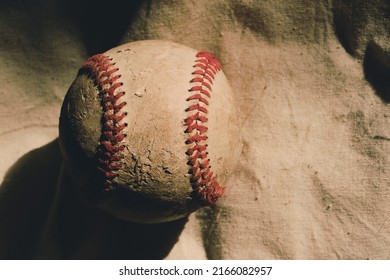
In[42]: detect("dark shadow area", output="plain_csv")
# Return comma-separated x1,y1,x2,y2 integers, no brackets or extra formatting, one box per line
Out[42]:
332,0,390,58
332,0,369,57
363,41,390,103
0,139,187,259
58,0,145,55
0,139,61,259
91,217,188,260
332,0,390,103
196,205,229,260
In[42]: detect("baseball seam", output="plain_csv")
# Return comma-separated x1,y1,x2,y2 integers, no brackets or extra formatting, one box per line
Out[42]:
185,51,225,205
80,54,127,191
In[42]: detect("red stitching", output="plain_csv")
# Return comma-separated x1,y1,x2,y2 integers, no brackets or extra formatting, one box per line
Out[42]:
186,103,208,114
186,51,225,205
80,54,127,191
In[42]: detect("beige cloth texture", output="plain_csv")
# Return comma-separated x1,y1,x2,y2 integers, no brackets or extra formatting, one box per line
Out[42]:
0,0,389,259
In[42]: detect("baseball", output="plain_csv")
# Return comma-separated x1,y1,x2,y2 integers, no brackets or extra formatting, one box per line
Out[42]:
59,40,242,223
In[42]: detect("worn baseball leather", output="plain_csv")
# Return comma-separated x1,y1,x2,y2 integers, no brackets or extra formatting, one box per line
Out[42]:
59,40,242,223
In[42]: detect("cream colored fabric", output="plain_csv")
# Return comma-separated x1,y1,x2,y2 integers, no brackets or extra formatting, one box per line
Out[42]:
0,0,389,259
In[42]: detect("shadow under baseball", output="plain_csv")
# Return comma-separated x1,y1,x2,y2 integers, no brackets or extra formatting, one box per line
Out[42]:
0,139,187,259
